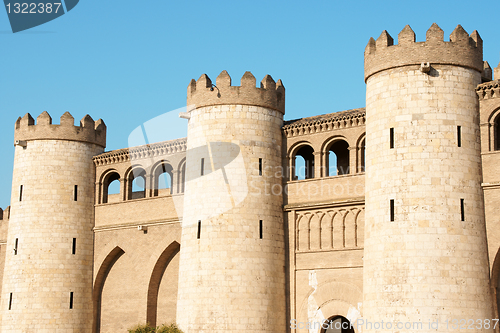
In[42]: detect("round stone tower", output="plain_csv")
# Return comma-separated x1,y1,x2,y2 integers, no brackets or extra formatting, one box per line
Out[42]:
363,24,493,331
0,112,106,332
176,71,286,332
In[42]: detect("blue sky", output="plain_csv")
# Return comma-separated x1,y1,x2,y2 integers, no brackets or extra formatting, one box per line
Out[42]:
0,0,498,208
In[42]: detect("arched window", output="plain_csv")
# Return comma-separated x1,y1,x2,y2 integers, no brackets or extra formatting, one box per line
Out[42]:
495,115,500,151
360,138,366,173
102,171,120,204
127,168,146,200
322,316,355,333
327,140,349,176
294,145,314,180
153,162,173,196
108,179,121,195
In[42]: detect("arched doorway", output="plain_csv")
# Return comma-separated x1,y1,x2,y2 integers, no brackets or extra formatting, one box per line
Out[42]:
321,315,355,333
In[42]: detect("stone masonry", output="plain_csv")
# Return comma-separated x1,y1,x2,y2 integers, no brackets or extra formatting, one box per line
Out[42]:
177,71,286,332
364,24,493,332
1,112,105,332
0,23,500,333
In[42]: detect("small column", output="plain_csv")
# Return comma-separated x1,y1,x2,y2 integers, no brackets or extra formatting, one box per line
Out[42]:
172,170,180,195
313,151,323,178
348,147,357,174
178,169,185,194
95,182,101,204
287,154,294,181
119,178,126,201
145,175,154,198
322,150,330,177
490,122,495,151
480,122,492,152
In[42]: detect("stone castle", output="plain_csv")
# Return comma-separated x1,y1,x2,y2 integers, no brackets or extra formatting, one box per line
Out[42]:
0,23,500,333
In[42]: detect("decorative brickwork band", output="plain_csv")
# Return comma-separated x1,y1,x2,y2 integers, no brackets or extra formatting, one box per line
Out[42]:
283,108,365,138
186,70,285,113
364,23,483,81
14,111,107,148
93,137,187,166
477,80,500,100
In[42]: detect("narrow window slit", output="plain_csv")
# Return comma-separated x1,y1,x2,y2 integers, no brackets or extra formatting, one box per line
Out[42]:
14,238,18,255
201,158,204,176
259,158,263,176
461,199,465,221
74,185,78,201
259,220,263,239
390,199,395,222
457,126,462,147
390,128,394,149
197,220,201,239
8,293,12,310
19,185,23,202
72,238,76,255
69,292,74,309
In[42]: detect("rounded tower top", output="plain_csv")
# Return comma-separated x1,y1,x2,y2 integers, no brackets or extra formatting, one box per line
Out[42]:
364,23,483,82
14,111,106,147
186,70,285,114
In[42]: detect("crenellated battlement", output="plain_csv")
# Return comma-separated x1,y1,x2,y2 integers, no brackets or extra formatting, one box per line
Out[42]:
14,111,106,147
0,206,10,220
186,70,285,113
364,23,483,81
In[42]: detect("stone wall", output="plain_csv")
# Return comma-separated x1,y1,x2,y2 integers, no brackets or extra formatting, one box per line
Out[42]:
0,208,8,327
364,62,493,330
478,78,500,323
92,138,185,332
177,101,287,332
93,223,181,332
1,139,103,332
